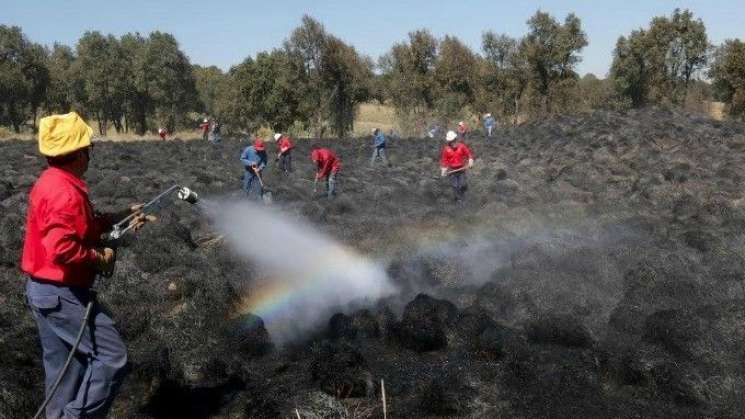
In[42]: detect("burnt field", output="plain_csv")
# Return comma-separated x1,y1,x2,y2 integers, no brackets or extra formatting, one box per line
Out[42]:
3,108,745,418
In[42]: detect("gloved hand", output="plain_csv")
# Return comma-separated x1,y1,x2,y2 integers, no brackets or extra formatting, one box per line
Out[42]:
108,203,143,224
468,158,474,168
93,247,116,276
440,167,448,177
128,213,157,232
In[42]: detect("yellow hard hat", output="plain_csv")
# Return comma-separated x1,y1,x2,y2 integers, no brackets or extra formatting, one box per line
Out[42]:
38,112,93,157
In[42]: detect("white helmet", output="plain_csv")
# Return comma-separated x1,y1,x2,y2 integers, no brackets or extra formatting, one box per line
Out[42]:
458,121,465,126
274,133,282,141
445,130,458,142
203,118,208,123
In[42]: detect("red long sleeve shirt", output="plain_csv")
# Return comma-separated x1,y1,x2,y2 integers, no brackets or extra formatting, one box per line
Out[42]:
278,136,294,154
311,148,341,178
440,143,474,170
199,122,210,133
21,167,110,287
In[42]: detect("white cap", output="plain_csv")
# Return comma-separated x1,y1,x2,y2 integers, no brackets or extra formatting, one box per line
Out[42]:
274,133,282,141
372,128,378,134
485,113,491,118
445,130,458,142
458,121,465,126
203,118,208,123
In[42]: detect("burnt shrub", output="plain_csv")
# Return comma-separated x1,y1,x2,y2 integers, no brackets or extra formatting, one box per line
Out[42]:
398,294,458,352
328,312,355,340
417,372,476,415
309,341,372,398
526,314,594,348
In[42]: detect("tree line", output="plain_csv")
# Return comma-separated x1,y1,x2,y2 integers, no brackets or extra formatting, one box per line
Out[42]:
2,9,745,138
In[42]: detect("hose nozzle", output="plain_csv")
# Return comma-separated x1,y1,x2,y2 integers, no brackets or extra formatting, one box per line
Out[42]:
177,186,198,204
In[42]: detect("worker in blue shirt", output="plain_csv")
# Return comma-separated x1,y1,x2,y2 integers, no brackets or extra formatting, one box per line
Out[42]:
240,138,268,200
371,128,390,166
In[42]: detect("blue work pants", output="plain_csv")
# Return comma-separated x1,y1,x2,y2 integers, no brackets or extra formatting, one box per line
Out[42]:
242,168,263,200
26,279,127,419
370,146,388,165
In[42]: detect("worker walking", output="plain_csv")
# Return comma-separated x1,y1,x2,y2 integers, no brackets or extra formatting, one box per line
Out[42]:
209,120,222,144
274,133,294,174
483,113,496,138
199,118,210,142
310,144,342,199
440,130,475,202
240,138,268,200
370,128,389,166
22,112,154,419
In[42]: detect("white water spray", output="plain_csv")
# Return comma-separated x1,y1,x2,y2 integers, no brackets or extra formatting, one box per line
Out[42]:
202,199,396,344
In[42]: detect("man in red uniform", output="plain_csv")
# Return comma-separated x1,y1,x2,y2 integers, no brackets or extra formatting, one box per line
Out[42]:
274,132,294,174
310,144,341,199
199,118,210,142
22,112,153,418
440,130,475,202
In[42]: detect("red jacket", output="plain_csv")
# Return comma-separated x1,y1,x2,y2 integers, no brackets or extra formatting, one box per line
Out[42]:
21,167,110,287
199,122,210,133
278,136,294,154
440,143,474,170
311,148,341,178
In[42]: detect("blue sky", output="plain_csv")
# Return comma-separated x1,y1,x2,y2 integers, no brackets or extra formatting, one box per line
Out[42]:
3,0,743,77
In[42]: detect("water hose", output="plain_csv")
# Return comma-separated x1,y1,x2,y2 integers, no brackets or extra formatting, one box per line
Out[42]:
32,300,94,419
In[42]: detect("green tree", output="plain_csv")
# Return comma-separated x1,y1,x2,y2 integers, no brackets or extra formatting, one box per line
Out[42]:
320,36,373,136
283,15,371,137
118,33,150,134
479,32,529,124
220,49,304,133
434,35,478,119
45,43,78,113
193,65,226,117
0,25,49,132
609,30,649,107
76,31,127,134
520,11,588,114
710,39,745,118
379,29,438,132
139,32,200,132
285,15,327,136
610,9,709,107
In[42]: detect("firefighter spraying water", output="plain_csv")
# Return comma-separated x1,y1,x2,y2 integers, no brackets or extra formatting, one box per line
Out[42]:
22,112,202,419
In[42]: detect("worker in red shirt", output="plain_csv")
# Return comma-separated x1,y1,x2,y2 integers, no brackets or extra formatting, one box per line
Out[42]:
158,127,168,141
440,130,475,202
274,132,294,174
310,144,341,199
21,112,154,418
199,118,210,142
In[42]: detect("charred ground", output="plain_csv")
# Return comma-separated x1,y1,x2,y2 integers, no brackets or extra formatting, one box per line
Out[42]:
2,108,745,418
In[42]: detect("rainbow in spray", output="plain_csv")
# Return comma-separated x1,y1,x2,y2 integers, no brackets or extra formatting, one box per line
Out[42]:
208,200,395,343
